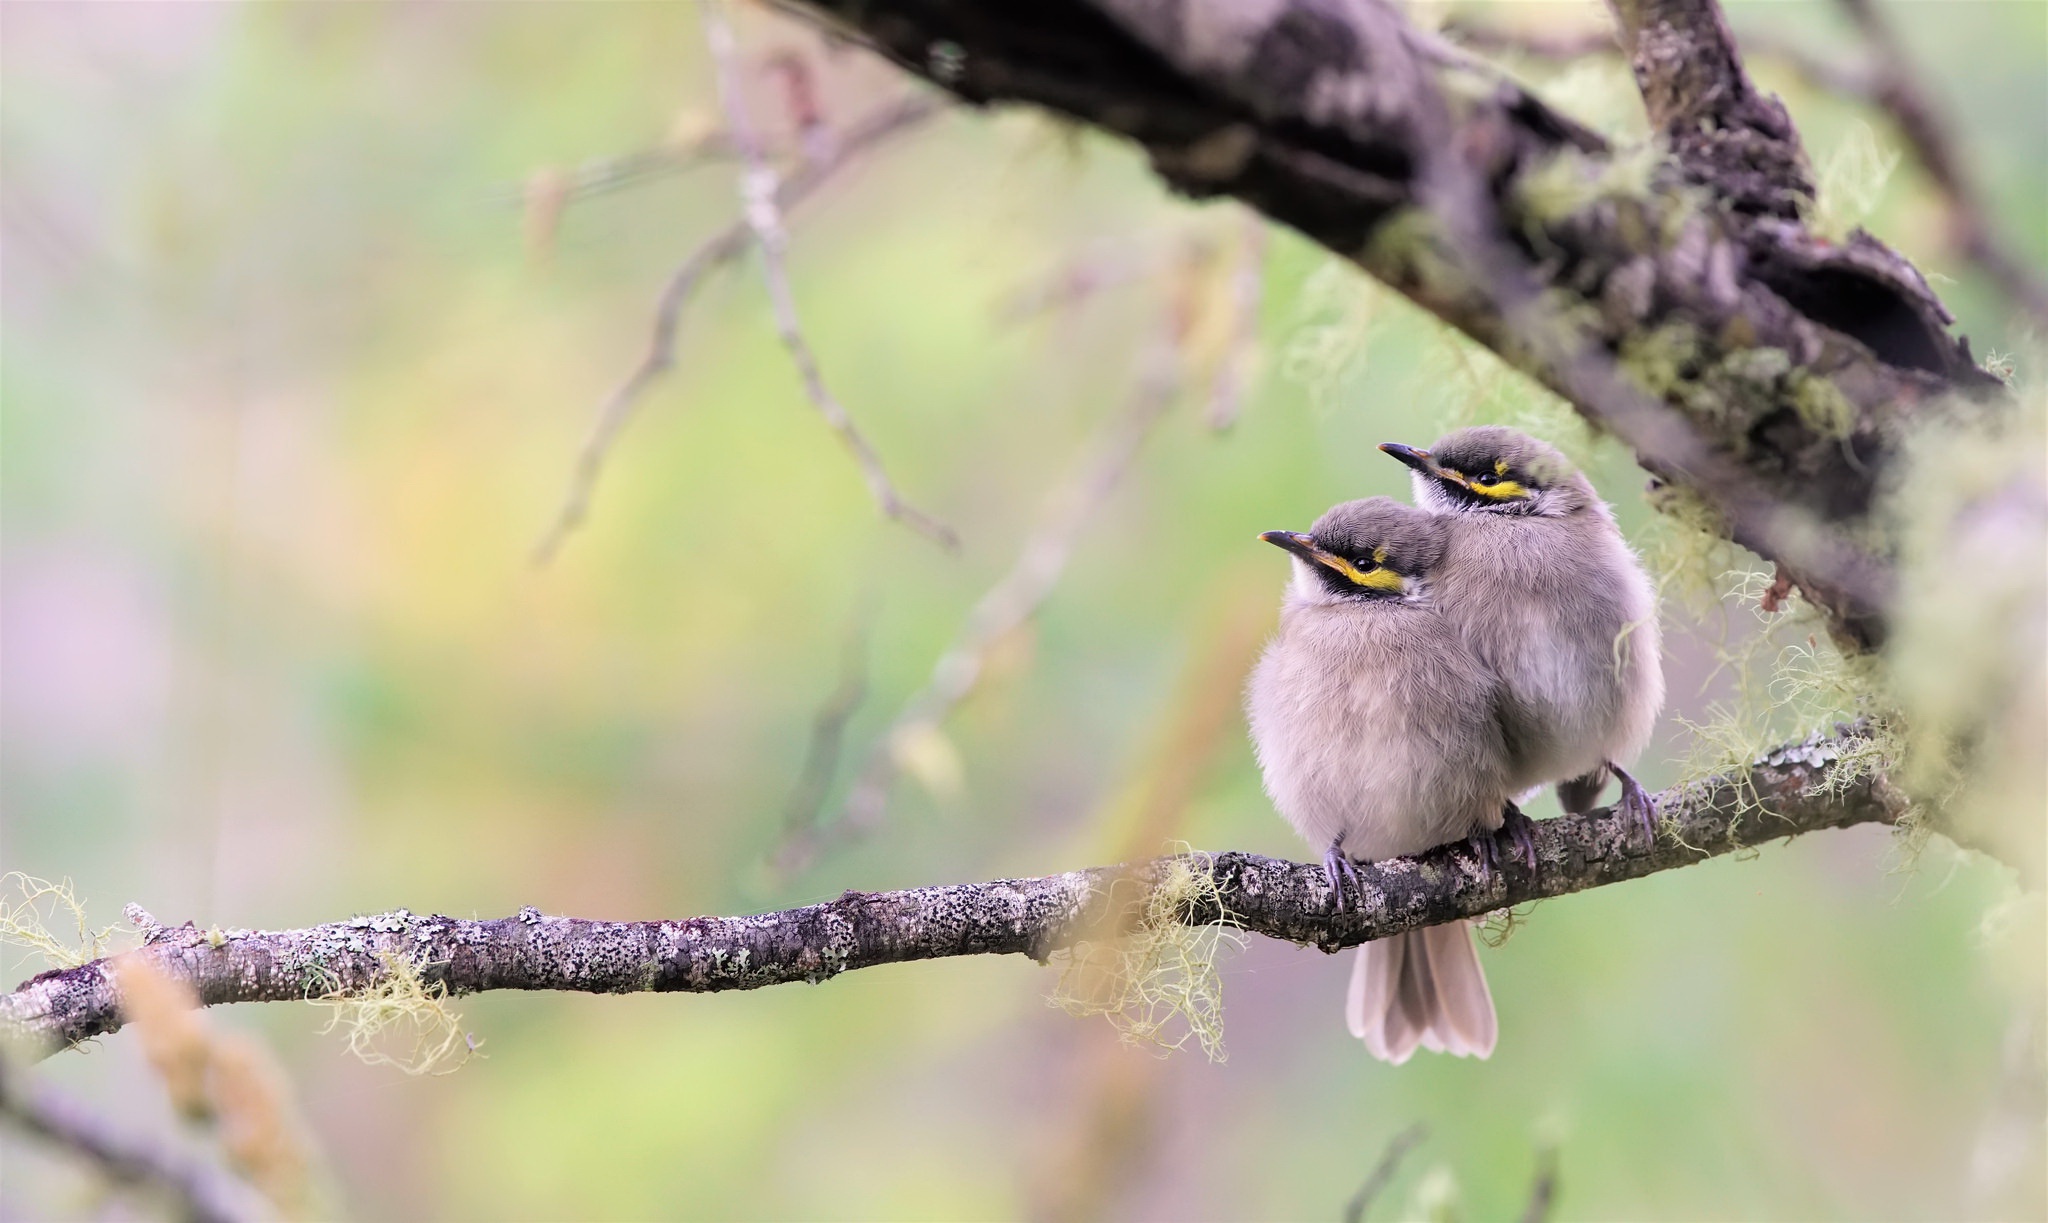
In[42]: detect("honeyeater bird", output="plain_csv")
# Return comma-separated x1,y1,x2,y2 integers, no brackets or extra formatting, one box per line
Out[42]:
1247,496,1513,1063
1380,427,1664,844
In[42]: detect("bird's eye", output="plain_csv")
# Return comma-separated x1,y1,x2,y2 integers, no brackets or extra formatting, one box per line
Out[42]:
1470,471,1498,486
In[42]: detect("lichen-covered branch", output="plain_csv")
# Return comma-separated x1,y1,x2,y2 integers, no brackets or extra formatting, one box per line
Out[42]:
2,726,1904,1061
1605,0,1812,217
778,0,2016,649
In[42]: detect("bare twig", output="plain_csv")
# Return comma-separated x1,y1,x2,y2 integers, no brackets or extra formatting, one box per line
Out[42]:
2,726,1905,1060
531,92,946,565
1831,0,2048,329
783,277,1196,867
1518,1147,1560,1223
994,243,1168,325
0,1059,265,1223
1443,16,1868,95
498,125,737,213
1341,1124,1428,1223
702,0,958,550
778,600,876,838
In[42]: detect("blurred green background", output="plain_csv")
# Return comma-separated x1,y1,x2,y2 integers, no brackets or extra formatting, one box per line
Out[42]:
4,2,2043,1219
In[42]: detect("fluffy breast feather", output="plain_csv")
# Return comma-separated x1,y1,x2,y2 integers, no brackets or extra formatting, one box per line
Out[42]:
1247,600,1514,862
1434,512,1663,787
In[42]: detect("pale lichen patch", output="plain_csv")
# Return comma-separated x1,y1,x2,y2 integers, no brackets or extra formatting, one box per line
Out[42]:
1049,854,1241,1062
309,951,477,1075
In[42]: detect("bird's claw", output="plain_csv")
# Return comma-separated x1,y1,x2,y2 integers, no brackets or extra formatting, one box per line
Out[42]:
1499,801,1539,873
1613,763,1656,848
1323,841,1365,912
1463,829,1499,888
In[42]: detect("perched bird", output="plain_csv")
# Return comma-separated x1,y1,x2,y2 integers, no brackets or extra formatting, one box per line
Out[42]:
1247,497,1513,1063
1379,427,1664,842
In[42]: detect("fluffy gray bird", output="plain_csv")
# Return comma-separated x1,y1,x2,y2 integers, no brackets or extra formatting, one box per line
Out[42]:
1247,497,1513,1063
1380,427,1664,842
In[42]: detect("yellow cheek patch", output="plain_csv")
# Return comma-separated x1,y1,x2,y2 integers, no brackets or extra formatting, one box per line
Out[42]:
1313,554,1403,592
1472,479,1529,500
1318,556,1372,585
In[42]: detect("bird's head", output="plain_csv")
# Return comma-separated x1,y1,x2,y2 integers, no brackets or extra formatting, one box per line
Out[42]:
1379,426,1593,518
1260,497,1449,605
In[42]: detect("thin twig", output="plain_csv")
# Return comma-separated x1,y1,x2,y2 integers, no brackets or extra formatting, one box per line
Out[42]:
701,0,958,551
778,599,876,839
1831,0,2048,329
1341,1123,1427,1223
1518,1147,1560,1223
0,1058,264,1223
531,92,946,565
993,242,1169,325
494,127,738,211
782,275,1197,868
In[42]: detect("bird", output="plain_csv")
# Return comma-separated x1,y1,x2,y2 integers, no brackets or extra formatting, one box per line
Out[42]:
1379,426,1664,846
1246,496,1515,1063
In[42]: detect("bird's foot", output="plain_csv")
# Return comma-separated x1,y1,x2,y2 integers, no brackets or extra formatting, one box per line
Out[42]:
1499,801,1539,873
1323,839,1365,913
1612,762,1656,847
1463,828,1499,888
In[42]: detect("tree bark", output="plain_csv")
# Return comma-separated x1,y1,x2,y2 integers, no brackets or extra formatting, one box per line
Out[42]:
785,0,2011,649
2,726,1902,1060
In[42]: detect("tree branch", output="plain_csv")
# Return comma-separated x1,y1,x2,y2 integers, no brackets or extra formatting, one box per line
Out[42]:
1443,6,2048,330
0,1059,266,1223
2,726,1903,1061
775,0,2015,650
531,92,946,565
702,0,959,550
1605,0,1812,217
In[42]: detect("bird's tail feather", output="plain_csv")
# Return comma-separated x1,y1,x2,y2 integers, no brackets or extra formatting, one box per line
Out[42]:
1346,922,1497,1064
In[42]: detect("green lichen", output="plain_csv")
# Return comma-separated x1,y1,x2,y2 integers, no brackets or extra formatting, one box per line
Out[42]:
1809,119,1903,241
1668,566,1906,849
1882,378,2047,879
0,873,127,971
1617,322,1704,398
1788,370,1858,439
1359,207,1463,304
1512,142,1663,233
1048,853,1242,1063
310,951,479,1076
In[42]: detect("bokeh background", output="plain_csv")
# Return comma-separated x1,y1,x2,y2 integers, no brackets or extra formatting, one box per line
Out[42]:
4,2,2044,1219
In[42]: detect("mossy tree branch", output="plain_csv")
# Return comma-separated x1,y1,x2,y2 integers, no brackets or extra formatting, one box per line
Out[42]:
780,0,2015,649
2,726,1905,1061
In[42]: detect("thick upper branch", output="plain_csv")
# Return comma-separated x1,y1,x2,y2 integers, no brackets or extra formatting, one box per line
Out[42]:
784,0,2011,649
2,726,1903,1060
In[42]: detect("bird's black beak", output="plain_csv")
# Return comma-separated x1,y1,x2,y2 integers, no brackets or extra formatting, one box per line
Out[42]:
1378,442,1432,472
1261,530,1376,586
1379,442,1466,487
1259,530,1319,562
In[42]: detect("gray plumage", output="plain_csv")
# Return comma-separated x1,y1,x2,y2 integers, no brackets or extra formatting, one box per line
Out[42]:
1383,427,1664,820
1246,497,1508,1064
